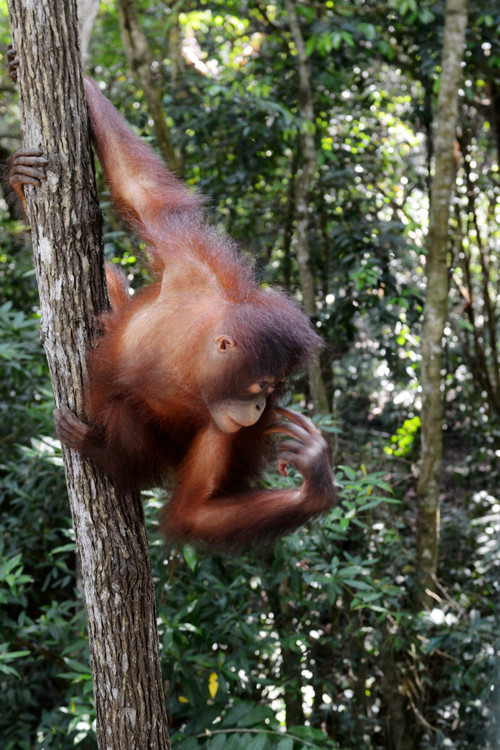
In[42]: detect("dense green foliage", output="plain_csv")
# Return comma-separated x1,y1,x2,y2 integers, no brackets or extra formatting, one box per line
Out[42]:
1,0,499,748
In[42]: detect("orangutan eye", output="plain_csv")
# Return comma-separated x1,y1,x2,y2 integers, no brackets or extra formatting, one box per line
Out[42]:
247,382,263,395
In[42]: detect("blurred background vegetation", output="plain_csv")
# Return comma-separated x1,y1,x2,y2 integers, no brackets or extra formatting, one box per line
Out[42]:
0,0,499,748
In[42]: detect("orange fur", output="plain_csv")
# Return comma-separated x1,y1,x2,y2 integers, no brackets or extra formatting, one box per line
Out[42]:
56,81,335,547
105,263,131,310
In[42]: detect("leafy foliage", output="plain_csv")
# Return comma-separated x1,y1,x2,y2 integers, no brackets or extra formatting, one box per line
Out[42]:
1,0,499,747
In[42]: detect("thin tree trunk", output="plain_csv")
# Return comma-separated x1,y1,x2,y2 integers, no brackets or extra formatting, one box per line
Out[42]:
490,81,500,162
76,0,101,63
472,207,500,404
284,0,329,414
282,148,299,289
267,577,306,728
417,0,467,605
7,2,170,748
456,132,500,411
379,626,419,750
451,206,498,410
164,2,184,86
117,0,179,170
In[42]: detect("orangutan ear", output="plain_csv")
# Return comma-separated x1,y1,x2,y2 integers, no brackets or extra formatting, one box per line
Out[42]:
215,335,237,353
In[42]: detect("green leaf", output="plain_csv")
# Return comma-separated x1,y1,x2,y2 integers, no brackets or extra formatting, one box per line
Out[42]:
183,544,197,572
245,734,268,750
237,705,274,728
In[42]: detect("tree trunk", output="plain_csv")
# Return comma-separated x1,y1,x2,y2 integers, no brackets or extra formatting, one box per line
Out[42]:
417,0,467,605
379,626,420,750
76,0,101,63
284,0,329,415
268,577,305,729
7,2,170,748
117,0,179,170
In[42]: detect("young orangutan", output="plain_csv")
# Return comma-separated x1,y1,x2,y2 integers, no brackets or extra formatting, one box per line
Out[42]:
7,50,335,547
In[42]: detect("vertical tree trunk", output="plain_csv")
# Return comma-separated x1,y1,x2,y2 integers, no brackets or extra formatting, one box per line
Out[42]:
268,578,305,729
7,2,170,748
285,0,329,414
379,625,420,750
117,0,179,170
417,0,467,605
76,0,101,63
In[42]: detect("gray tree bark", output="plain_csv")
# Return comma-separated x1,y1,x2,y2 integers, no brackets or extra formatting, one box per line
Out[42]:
417,0,468,605
7,1,170,747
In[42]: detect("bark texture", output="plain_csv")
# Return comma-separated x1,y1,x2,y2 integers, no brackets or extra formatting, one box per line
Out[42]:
7,1,170,748
417,0,467,604
285,0,329,414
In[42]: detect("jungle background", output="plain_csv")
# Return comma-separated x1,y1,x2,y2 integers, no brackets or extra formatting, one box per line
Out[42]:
0,0,499,748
